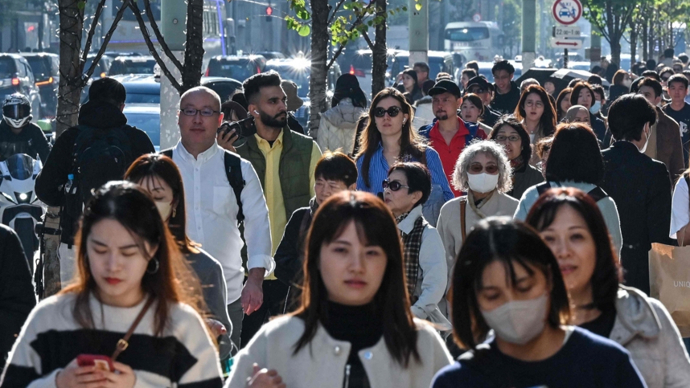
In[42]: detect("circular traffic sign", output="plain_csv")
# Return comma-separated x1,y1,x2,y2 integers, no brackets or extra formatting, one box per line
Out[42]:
472,13,481,22
552,0,582,25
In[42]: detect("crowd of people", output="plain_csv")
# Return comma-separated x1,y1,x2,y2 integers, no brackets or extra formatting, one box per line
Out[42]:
1,52,690,387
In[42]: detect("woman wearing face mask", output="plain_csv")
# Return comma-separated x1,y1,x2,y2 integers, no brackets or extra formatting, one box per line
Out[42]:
356,88,454,226
382,162,450,325
460,93,493,134
437,140,517,285
431,217,646,388
227,191,452,388
488,118,544,200
513,123,623,256
124,154,233,360
570,82,607,143
564,105,591,126
526,188,690,387
514,85,557,166
600,94,676,296
556,87,572,122
1,181,223,388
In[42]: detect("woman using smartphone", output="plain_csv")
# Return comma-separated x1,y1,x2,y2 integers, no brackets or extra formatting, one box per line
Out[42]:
1,181,223,388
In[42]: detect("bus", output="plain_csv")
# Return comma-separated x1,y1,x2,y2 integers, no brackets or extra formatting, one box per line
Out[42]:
444,21,505,62
101,0,229,67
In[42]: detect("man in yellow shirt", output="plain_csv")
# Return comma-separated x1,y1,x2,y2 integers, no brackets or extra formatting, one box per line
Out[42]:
234,71,321,347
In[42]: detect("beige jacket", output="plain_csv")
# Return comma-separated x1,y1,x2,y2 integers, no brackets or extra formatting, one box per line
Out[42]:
609,286,690,387
225,315,452,388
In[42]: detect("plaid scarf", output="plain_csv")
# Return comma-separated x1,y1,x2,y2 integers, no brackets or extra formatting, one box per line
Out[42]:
400,214,426,304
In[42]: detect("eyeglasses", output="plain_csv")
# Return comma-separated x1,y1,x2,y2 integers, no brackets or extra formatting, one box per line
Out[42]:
495,135,521,143
382,179,409,191
374,106,402,118
468,163,499,174
180,108,220,117
468,88,487,94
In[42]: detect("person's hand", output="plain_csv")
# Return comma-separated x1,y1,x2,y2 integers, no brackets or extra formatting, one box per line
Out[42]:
217,126,239,153
95,362,136,388
56,358,106,388
248,363,286,388
241,268,265,315
206,318,228,338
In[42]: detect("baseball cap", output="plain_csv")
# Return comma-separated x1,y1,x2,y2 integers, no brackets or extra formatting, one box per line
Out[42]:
465,76,492,92
428,80,461,98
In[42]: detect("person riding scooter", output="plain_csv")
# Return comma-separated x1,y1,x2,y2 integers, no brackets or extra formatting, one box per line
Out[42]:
0,93,50,162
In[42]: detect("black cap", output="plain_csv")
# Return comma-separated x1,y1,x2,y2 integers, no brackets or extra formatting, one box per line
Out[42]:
428,80,461,98
465,76,492,92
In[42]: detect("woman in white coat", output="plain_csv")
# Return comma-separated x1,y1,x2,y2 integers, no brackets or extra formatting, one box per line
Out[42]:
317,74,367,155
226,191,452,388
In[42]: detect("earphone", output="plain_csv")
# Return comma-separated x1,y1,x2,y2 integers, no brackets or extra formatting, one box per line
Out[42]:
254,110,259,114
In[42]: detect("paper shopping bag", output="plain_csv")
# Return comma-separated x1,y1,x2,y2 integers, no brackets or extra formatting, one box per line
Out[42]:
649,243,690,337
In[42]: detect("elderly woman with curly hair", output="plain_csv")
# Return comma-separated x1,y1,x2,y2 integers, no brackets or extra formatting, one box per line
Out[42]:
436,140,518,291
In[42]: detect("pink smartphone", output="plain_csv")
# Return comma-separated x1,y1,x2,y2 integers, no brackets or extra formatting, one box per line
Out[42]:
77,354,114,372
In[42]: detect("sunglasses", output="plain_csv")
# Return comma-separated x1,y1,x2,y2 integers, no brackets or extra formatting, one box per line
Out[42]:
382,179,409,191
374,106,402,118
468,163,499,174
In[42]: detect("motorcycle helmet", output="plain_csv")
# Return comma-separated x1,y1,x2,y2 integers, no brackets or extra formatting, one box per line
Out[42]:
3,93,32,129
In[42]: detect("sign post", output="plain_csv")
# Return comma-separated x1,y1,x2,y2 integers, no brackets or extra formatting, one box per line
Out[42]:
552,0,582,69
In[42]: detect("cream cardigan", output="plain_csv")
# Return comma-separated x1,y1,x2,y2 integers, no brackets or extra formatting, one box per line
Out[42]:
225,315,452,388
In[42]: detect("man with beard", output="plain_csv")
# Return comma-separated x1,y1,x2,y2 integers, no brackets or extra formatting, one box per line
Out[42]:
419,80,486,196
234,71,321,347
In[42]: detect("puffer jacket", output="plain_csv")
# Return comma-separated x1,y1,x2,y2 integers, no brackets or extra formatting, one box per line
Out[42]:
316,98,366,155
609,286,690,387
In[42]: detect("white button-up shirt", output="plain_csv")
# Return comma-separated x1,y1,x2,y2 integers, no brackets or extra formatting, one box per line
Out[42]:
173,141,274,304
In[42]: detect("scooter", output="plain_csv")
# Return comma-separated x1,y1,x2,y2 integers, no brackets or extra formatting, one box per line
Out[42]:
0,153,45,273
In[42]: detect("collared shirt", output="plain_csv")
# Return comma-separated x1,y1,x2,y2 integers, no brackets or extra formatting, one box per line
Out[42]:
428,118,486,197
172,141,273,304
355,143,454,202
254,131,321,256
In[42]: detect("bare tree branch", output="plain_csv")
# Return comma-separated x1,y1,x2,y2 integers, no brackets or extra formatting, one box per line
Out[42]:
142,0,184,72
82,0,107,61
128,1,182,92
362,30,375,51
83,0,132,81
327,0,347,26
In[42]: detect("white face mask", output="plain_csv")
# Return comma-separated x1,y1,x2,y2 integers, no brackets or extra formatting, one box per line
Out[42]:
589,100,602,114
467,172,499,194
155,201,173,222
480,293,548,345
638,124,652,153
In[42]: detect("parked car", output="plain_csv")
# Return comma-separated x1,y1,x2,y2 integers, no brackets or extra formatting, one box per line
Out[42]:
255,51,285,60
0,54,42,119
205,55,267,82
84,54,113,79
21,53,59,118
123,103,160,151
389,50,455,84
341,49,398,98
109,56,157,76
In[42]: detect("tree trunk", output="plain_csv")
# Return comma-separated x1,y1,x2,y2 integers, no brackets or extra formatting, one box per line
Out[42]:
611,38,621,66
642,17,648,61
56,0,86,137
181,0,205,93
308,0,329,138
630,28,637,70
371,0,387,96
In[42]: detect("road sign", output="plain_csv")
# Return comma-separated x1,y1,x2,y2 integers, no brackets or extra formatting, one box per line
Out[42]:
472,13,481,22
552,0,582,25
553,25,581,39
549,37,583,49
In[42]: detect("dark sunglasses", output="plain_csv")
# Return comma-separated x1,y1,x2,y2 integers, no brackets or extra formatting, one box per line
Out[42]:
468,163,499,174
374,106,401,118
382,179,409,191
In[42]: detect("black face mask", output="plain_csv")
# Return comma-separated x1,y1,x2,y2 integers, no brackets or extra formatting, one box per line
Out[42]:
3,104,30,119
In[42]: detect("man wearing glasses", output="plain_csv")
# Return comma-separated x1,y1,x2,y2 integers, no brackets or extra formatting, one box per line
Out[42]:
234,72,322,348
465,76,502,127
172,86,273,352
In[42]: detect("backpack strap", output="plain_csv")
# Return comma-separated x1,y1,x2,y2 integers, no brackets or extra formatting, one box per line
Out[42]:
223,151,245,223
535,181,553,196
460,197,467,242
587,186,608,202
161,148,245,222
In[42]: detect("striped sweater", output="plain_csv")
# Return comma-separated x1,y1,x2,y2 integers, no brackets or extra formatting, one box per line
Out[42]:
0,293,223,388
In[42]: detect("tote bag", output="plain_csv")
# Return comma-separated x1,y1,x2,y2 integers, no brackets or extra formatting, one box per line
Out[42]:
649,243,690,337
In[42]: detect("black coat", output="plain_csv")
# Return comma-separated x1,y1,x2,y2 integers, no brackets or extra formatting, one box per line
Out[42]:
274,204,314,313
600,141,676,295
0,224,36,371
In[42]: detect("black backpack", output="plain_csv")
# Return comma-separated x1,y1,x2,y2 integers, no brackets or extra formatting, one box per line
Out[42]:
161,148,246,222
64,125,134,219
536,181,608,202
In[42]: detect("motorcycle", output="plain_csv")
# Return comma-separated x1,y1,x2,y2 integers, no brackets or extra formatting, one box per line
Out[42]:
0,153,45,273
